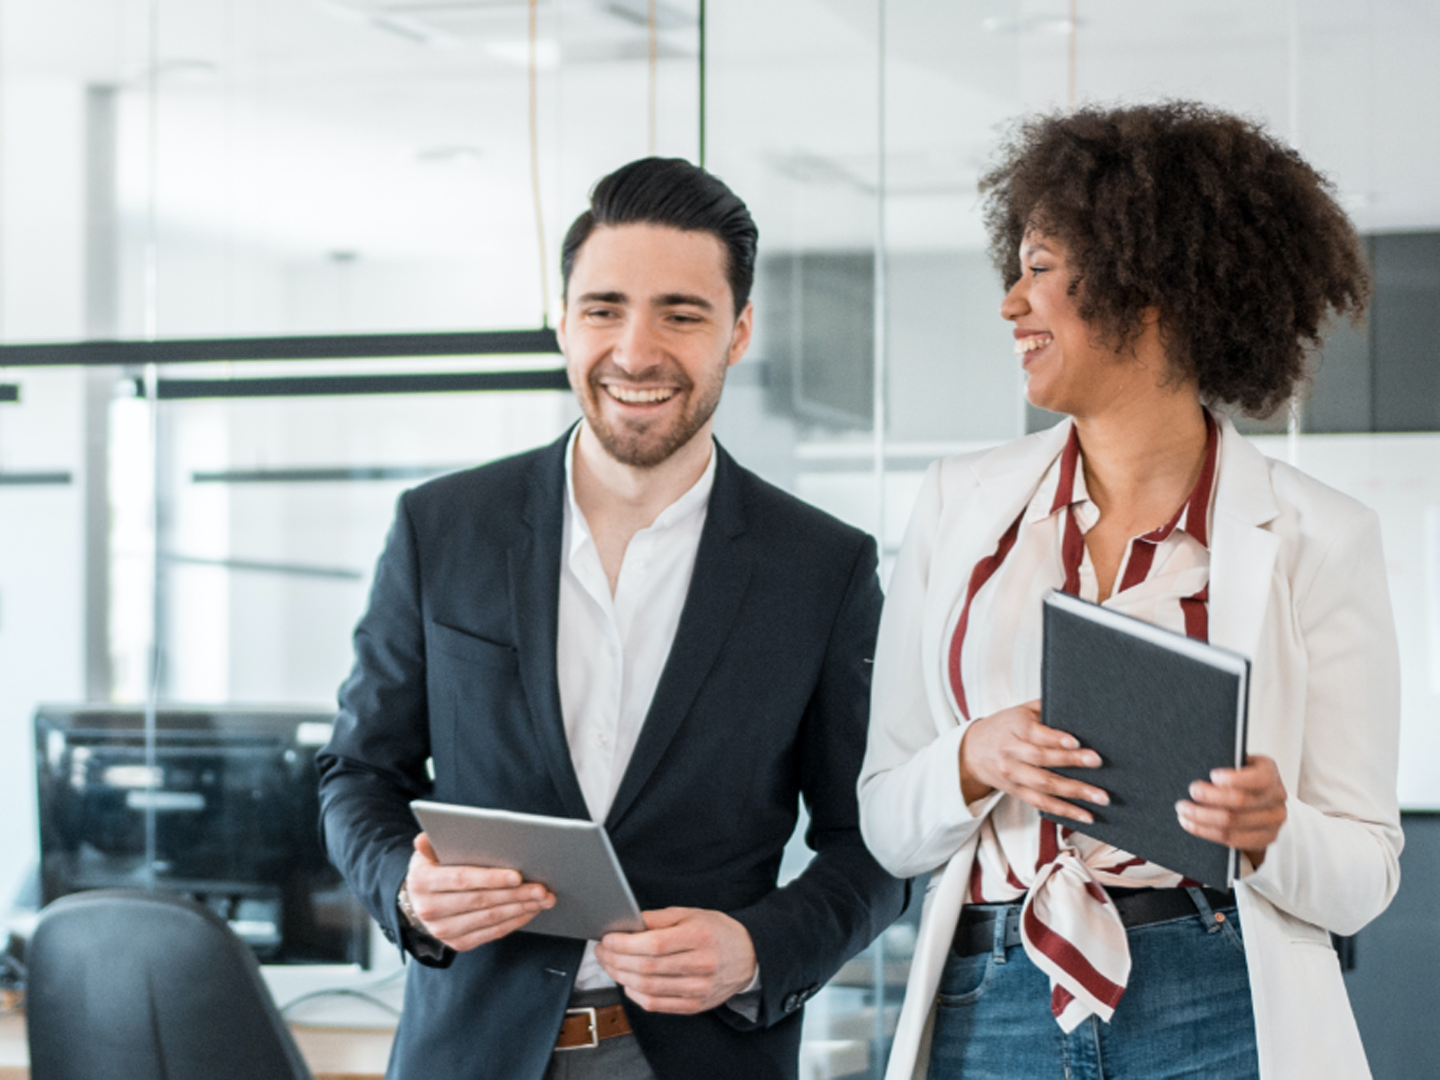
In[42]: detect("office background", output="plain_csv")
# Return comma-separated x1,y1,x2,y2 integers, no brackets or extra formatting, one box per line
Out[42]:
1,1,1438,1077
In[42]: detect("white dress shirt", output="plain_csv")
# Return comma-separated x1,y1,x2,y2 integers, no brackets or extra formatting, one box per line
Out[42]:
558,427,715,990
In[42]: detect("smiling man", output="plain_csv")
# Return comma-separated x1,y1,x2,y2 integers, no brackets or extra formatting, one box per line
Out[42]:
317,158,906,1080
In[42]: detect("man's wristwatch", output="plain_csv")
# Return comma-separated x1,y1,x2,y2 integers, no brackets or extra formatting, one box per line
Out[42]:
397,880,424,930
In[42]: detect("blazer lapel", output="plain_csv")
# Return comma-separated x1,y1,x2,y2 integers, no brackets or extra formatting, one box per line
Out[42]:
509,432,592,821
1207,416,1281,661
935,423,1076,613
605,444,752,831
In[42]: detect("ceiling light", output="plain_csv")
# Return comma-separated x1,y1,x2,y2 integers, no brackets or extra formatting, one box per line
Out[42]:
415,146,485,166
981,15,1078,35
485,39,560,68
122,59,219,85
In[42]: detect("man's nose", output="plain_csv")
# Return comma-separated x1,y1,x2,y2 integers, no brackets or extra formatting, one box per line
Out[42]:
612,317,661,373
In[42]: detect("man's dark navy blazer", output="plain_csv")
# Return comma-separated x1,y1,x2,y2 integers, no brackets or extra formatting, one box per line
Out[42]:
317,430,906,1080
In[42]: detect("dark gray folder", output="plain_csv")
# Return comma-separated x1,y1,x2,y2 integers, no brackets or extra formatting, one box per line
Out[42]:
1040,590,1250,890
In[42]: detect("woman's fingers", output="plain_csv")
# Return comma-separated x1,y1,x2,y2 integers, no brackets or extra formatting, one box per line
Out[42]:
1176,754,1287,857
959,701,1109,819
1005,762,1106,823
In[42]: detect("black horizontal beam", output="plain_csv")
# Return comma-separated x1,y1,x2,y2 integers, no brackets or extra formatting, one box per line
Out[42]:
154,368,570,400
161,553,363,581
0,471,72,486
0,328,558,367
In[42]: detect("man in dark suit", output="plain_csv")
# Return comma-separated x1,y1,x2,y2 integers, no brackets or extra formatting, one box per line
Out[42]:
317,157,905,1080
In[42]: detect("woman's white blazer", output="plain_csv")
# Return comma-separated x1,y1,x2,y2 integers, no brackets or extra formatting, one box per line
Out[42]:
858,416,1402,1080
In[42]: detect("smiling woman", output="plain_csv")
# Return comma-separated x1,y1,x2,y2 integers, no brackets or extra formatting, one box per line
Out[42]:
859,101,1401,1080
980,101,1370,420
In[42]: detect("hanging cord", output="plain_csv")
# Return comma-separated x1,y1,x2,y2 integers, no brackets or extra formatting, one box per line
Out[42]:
647,0,658,154
528,0,550,327
697,0,706,167
1067,0,1078,112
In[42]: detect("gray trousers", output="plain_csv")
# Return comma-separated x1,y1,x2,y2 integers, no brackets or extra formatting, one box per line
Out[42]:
542,988,657,1080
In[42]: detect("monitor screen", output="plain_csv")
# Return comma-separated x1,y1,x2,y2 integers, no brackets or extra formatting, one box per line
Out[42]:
34,704,370,967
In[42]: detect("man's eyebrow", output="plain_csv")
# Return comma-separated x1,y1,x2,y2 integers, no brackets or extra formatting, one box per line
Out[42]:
653,293,714,311
575,290,627,305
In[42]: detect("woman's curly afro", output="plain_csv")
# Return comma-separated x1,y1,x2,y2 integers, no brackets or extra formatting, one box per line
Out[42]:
979,101,1370,417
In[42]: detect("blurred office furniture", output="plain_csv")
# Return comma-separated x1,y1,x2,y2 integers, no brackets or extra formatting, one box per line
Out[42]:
25,889,312,1080
33,705,369,966
0,1013,392,1080
1343,810,1440,1079
759,251,876,429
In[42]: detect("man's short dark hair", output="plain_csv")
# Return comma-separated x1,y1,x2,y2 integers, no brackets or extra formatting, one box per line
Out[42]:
561,157,758,316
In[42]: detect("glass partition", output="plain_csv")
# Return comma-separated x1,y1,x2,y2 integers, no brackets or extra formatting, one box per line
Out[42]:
3,0,1440,1075
0,368,88,906
148,360,574,704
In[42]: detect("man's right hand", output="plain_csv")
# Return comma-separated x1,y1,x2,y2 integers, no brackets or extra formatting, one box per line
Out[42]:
403,832,556,951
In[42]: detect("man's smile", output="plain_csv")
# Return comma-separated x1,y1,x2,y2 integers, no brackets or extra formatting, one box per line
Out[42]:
603,384,679,405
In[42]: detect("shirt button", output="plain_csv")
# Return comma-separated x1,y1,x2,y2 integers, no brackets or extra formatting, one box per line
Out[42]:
595,731,610,747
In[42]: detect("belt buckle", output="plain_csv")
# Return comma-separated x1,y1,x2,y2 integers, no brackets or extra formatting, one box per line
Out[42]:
558,1006,599,1051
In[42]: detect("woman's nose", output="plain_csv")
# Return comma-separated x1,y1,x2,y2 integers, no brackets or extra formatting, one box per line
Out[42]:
1000,279,1028,320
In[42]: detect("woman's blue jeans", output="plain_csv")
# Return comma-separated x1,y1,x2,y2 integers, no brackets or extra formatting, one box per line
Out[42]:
928,898,1259,1080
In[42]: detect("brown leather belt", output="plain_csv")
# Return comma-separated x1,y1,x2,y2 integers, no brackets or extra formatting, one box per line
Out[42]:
555,1003,633,1050
953,886,1237,958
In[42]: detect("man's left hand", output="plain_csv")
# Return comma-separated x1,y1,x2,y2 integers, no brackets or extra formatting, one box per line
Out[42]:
594,907,757,1014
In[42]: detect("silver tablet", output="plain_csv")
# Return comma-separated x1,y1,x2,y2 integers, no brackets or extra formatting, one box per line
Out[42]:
410,799,646,941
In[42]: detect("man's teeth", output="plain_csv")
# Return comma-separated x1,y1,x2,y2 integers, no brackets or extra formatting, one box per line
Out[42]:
1014,335,1054,355
606,385,676,404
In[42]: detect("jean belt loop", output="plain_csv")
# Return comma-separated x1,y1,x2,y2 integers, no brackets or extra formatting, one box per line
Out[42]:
992,905,1012,964
1185,885,1222,933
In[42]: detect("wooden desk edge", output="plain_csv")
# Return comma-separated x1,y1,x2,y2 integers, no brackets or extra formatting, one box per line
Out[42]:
0,1011,393,1080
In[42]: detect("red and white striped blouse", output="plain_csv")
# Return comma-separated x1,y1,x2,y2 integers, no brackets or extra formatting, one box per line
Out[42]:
945,410,1220,1031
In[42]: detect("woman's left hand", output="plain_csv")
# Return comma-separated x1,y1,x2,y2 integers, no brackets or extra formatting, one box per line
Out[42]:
1176,755,1287,869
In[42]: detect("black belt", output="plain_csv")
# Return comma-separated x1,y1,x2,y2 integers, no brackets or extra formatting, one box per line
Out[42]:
952,886,1236,958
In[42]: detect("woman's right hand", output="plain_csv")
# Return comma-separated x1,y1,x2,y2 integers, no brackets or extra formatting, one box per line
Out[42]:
958,700,1109,823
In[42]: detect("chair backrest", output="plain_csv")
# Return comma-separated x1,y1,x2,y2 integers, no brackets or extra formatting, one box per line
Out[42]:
26,889,313,1080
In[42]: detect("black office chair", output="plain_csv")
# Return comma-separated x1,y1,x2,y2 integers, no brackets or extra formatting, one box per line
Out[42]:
26,889,313,1080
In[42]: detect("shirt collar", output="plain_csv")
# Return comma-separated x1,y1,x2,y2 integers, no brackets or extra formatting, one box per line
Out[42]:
1026,410,1221,549
563,424,718,557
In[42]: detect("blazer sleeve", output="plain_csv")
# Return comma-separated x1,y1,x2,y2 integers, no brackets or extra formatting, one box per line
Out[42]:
857,461,996,880
723,533,909,1030
316,491,449,964
1242,506,1403,936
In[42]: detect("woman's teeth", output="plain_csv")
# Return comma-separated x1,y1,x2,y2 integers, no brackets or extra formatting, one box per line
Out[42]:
606,385,676,404
1014,335,1054,355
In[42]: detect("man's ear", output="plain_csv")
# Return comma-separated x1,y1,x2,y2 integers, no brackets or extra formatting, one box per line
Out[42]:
554,300,568,354
728,301,754,367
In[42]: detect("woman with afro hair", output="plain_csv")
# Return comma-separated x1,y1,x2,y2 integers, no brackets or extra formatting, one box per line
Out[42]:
859,101,1400,1080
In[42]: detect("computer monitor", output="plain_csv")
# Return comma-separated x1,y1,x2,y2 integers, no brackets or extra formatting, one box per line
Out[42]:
34,704,370,968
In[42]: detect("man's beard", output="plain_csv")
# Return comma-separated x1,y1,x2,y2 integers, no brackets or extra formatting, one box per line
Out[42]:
580,361,727,469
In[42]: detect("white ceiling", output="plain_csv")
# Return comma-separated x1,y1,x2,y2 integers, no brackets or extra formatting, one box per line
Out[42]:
1,0,1435,323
